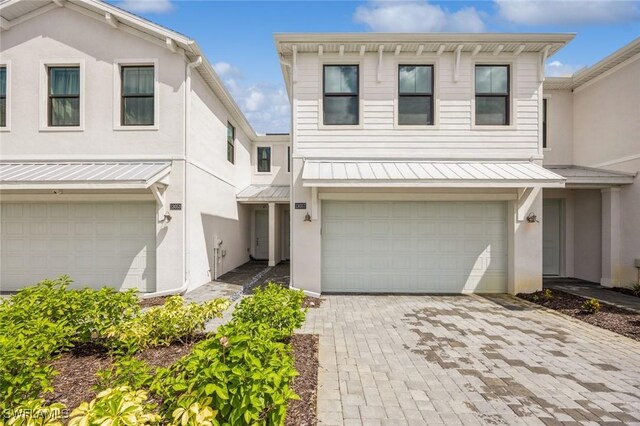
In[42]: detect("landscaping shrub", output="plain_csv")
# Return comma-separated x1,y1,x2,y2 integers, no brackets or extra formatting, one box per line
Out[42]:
102,296,230,354
171,400,217,426
3,399,67,426
94,356,153,392
632,282,640,297
581,298,601,314
68,387,160,426
231,283,306,341
542,288,553,301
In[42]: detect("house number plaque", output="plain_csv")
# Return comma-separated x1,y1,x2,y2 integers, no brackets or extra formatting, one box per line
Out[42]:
294,203,307,209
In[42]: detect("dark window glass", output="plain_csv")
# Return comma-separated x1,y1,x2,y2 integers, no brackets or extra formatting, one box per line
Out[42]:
121,66,154,126
48,66,80,126
0,67,5,127
475,65,509,125
227,122,235,164
287,146,290,173
398,65,433,125
323,65,358,125
542,98,548,148
257,147,271,173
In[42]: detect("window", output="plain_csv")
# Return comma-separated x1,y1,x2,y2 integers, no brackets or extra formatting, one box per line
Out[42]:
323,65,358,125
257,147,271,173
121,66,154,126
227,122,235,164
48,66,80,126
398,65,433,125
475,65,509,125
287,146,291,173
542,98,548,148
0,66,6,127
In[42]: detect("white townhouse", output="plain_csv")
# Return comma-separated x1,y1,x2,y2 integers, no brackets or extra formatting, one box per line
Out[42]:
0,0,290,294
276,33,638,297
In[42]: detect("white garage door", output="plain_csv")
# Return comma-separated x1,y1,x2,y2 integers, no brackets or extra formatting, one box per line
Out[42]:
1,203,156,292
322,201,507,293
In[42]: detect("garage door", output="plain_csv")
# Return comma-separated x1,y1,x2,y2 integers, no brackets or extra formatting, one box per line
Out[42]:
322,201,507,293
1,203,156,292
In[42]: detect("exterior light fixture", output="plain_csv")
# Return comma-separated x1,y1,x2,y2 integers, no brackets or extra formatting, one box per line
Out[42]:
163,212,172,223
304,212,312,222
526,212,539,223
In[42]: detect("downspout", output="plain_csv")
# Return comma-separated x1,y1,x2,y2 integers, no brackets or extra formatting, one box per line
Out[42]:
141,55,202,300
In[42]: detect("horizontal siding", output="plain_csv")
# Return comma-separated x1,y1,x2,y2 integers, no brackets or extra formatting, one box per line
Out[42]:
293,52,542,159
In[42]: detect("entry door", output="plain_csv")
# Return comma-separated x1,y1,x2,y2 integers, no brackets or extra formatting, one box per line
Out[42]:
283,210,290,260
255,210,269,259
543,199,562,276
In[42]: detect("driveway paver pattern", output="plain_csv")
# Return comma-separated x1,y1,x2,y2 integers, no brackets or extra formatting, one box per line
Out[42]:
299,295,640,425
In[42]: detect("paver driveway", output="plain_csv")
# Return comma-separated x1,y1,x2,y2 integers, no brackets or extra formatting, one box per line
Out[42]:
299,295,640,425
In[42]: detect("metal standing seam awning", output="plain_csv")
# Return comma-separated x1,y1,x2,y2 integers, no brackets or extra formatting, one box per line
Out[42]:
0,162,172,190
302,160,566,188
236,185,290,203
544,165,636,187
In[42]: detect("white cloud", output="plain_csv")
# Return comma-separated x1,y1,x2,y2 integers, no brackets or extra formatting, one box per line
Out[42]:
496,0,640,25
354,0,485,32
545,60,583,77
218,68,289,134
118,0,174,14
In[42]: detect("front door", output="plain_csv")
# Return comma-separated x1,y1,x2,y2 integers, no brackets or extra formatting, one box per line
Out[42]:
543,199,562,276
255,209,269,260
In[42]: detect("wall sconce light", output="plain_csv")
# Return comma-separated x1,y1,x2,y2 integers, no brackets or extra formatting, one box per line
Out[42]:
163,212,172,223
526,212,539,223
304,212,312,222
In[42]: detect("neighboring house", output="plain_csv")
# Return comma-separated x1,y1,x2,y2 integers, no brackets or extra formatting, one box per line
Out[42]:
0,0,290,293
276,33,637,297
542,38,640,287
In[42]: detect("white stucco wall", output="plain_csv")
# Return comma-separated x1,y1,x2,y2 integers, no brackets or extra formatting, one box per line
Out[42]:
542,89,574,166
250,139,290,186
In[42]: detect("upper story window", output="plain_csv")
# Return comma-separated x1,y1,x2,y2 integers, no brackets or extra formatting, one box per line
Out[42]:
287,146,291,173
257,147,271,173
398,65,433,125
227,122,235,164
475,65,510,126
542,98,548,148
0,66,6,128
323,65,358,125
48,66,80,127
121,65,154,126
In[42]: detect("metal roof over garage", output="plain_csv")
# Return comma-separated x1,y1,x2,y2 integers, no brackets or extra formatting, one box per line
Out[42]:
302,160,566,188
237,185,290,203
545,165,635,187
0,161,171,189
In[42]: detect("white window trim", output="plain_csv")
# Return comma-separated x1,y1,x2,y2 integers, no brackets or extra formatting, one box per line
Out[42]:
393,57,441,130
0,60,11,132
39,59,85,132
470,58,517,131
255,144,272,175
317,58,364,130
113,58,159,131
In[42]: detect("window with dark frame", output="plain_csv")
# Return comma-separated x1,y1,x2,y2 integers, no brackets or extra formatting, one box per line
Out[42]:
227,122,235,164
323,65,358,125
542,98,548,148
287,146,290,173
0,66,6,127
121,65,154,126
48,66,80,127
257,147,271,173
398,65,434,125
475,65,510,126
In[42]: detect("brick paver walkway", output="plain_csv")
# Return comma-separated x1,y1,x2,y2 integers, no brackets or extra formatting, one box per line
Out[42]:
544,277,640,314
300,295,640,425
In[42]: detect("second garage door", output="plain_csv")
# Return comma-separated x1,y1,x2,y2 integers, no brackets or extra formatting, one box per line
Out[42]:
322,201,507,293
1,202,156,292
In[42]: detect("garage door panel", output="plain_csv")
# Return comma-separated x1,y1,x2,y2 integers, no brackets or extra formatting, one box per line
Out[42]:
1,202,156,292
322,201,507,293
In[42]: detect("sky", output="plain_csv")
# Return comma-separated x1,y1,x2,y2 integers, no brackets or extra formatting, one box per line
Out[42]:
112,0,640,134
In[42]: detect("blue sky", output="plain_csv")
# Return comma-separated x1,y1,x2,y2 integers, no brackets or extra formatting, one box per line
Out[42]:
113,0,640,133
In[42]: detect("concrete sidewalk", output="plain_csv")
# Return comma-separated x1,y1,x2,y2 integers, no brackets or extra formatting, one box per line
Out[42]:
544,277,640,313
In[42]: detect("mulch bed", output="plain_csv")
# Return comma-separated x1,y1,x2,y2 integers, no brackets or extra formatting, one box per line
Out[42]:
606,286,640,299
43,334,206,412
286,334,319,426
139,295,169,308
518,290,640,341
303,296,323,309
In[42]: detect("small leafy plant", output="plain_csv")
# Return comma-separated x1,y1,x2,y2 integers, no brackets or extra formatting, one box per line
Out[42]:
542,289,553,302
68,387,160,426
95,356,153,392
4,399,67,426
632,282,640,297
581,298,601,314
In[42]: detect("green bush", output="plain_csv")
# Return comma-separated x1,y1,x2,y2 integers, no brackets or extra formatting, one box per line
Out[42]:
231,283,306,341
632,282,640,297
102,296,230,354
171,400,217,426
581,298,601,314
68,387,160,426
94,356,153,392
542,289,553,301
3,399,67,426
